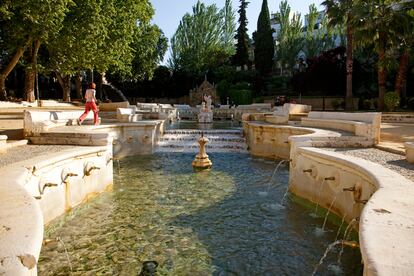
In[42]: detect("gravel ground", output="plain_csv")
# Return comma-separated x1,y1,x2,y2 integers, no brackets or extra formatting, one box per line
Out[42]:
322,147,414,182
0,145,76,168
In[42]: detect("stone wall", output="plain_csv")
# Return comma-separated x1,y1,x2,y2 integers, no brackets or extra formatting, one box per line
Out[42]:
0,146,113,275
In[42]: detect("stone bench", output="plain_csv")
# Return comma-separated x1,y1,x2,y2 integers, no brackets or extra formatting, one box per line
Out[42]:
116,107,143,123
136,103,160,112
405,142,414,163
301,112,381,144
99,101,129,111
23,110,97,136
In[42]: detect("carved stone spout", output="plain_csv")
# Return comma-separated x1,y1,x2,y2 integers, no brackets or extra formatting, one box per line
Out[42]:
192,132,212,170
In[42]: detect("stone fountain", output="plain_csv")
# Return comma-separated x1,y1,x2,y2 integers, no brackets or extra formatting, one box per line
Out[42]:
198,94,213,123
192,132,212,170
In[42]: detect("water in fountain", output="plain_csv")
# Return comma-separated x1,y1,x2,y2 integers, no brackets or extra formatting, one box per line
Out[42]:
38,153,363,275
280,184,291,205
57,237,73,273
337,218,358,264
311,240,342,276
321,194,339,231
314,194,339,237
157,129,247,153
267,160,287,189
335,214,347,241
311,179,326,218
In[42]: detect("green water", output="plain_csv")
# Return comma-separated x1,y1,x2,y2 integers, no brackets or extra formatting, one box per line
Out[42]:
39,153,362,275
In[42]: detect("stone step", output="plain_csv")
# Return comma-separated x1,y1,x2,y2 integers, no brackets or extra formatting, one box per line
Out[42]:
165,130,243,135
155,145,248,153
159,137,245,142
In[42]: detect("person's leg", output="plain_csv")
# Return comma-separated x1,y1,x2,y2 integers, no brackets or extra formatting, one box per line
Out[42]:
79,103,92,124
91,102,99,125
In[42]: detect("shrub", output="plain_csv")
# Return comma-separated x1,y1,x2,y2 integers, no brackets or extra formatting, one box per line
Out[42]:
228,89,252,105
408,97,414,110
363,99,373,110
232,82,250,90
331,99,344,110
253,96,264,103
216,80,230,99
384,91,400,111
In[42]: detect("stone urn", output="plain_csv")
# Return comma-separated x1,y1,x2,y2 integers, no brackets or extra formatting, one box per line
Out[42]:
192,133,212,170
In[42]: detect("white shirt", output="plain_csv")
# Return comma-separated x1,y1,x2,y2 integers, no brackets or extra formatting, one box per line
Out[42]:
84,89,96,102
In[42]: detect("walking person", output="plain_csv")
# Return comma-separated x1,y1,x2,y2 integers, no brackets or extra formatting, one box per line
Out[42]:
78,82,99,125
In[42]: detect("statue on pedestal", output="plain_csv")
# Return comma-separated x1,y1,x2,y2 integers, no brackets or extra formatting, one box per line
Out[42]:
198,93,213,123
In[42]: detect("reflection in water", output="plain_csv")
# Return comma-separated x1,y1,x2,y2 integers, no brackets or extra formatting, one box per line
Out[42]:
39,153,362,275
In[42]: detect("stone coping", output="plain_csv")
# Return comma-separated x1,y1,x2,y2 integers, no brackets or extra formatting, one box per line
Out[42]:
246,121,354,139
0,140,28,154
0,146,108,275
297,147,414,276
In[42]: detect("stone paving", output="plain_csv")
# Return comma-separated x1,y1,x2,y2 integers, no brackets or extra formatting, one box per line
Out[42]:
322,147,414,182
0,145,77,168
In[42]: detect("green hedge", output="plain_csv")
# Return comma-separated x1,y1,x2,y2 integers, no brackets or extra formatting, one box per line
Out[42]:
228,89,252,105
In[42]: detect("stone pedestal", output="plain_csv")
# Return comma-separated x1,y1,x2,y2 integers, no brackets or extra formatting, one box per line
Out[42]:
192,134,212,170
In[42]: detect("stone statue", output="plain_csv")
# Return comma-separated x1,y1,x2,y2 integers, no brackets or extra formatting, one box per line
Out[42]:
205,95,212,112
198,93,213,123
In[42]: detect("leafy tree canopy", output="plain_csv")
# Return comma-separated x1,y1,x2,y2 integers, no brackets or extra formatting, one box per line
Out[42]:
168,0,236,74
254,0,274,75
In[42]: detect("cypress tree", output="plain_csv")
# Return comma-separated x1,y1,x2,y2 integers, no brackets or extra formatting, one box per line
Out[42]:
254,0,274,74
232,0,250,67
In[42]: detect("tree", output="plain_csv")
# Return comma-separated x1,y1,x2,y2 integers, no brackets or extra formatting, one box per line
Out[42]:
323,0,356,110
128,25,168,81
232,0,250,67
168,0,236,74
0,0,71,101
23,0,72,102
254,0,274,75
47,0,108,101
274,0,303,75
303,4,337,59
393,2,414,97
222,0,237,56
46,0,157,101
352,0,411,111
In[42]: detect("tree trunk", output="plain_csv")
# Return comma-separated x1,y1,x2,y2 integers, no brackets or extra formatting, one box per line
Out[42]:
395,49,409,97
24,40,41,102
97,72,103,101
377,32,387,111
345,19,354,111
0,47,25,100
75,70,83,99
56,72,71,102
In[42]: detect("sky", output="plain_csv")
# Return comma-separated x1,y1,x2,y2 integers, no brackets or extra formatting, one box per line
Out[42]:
151,0,324,64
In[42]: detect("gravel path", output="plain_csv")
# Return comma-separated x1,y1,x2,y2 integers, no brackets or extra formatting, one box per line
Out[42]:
0,145,76,168
322,147,414,182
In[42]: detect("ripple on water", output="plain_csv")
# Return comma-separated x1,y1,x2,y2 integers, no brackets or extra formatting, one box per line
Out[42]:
38,153,362,275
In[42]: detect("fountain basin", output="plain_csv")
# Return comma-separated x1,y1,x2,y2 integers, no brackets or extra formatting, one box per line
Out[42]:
38,153,363,275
